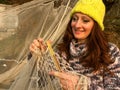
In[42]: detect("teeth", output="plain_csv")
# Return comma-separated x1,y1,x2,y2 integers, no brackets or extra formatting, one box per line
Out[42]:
75,30,84,32
74,28,85,32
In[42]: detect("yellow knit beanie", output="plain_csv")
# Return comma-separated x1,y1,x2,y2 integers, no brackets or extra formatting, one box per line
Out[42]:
71,0,105,30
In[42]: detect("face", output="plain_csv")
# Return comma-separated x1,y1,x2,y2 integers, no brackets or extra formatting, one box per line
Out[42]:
71,12,94,42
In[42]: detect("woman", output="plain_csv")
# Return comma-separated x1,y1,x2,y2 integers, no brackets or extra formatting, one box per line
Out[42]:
29,0,120,89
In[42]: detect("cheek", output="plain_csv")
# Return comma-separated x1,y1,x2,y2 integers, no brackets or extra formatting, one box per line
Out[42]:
86,23,94,32
71,22,75,28
84,28,92,37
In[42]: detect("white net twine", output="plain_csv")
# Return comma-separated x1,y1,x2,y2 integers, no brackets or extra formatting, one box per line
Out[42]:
0,0,89,90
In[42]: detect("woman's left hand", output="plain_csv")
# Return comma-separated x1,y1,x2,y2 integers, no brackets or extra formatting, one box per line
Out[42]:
49,71,79,90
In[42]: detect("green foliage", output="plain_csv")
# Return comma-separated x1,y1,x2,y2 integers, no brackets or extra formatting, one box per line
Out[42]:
0,0,10,4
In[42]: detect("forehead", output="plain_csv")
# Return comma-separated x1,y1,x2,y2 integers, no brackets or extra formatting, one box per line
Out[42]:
72,12,92,19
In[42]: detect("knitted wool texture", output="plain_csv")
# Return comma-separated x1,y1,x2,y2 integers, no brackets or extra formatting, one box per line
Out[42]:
71,0,105,30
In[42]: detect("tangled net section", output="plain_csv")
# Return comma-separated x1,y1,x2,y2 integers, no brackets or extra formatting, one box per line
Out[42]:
0,0,89,90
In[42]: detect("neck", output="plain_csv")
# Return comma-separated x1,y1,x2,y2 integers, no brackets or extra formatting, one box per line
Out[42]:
77,39,86,44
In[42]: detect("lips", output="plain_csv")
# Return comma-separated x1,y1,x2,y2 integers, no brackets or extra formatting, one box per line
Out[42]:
74,29,85,34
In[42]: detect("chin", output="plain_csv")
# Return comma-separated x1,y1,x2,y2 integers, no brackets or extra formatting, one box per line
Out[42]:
75,36,83,39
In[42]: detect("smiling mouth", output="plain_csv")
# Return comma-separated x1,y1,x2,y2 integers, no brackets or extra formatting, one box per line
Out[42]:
73,27,85,31
75,29,85,33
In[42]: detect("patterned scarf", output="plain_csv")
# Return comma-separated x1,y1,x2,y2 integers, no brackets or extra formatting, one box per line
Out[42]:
69,39,87,58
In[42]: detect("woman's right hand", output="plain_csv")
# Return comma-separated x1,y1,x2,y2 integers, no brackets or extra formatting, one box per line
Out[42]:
29,38,46,54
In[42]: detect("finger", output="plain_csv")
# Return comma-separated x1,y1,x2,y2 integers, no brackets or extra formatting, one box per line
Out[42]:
49,71,67,79
49,71,59,76
37,38,46,52
47,40,52,44
29,43,35,52
33,39,40,47
49,72,68,89
40,44,46,52
54,71,60,77
29,43,37,53
37,38,44,45
29,45,34,53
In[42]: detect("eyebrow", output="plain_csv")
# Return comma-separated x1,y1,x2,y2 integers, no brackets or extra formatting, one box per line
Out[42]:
73,14,92,20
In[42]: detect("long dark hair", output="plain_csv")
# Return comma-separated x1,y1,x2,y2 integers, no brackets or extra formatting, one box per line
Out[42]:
57,19,114,75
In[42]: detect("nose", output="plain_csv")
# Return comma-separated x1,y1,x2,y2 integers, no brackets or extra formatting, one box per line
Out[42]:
75,20,82,28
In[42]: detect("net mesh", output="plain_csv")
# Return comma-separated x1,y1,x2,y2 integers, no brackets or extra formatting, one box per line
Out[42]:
0,0,89,90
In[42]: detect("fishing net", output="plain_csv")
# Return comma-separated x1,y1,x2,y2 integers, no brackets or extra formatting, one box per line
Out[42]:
0,0,89,89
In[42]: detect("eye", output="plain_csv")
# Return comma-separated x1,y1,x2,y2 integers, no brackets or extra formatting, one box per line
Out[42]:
72,16,78,22
83,19,90,23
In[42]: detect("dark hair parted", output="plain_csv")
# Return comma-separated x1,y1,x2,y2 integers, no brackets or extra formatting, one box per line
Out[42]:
57,19,114,75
